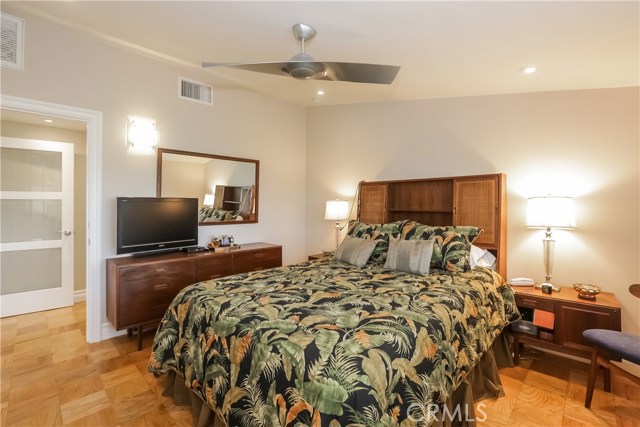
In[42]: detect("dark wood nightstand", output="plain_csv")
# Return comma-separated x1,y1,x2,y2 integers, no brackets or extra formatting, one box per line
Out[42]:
510,286,621,364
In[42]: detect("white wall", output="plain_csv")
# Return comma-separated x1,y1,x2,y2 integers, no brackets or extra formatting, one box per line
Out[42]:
1,7,307,332
306,87,640,334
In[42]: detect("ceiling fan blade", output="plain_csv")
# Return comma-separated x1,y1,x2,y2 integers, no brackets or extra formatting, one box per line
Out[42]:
203,61,400,85
321,62,400,84
203,62,290,77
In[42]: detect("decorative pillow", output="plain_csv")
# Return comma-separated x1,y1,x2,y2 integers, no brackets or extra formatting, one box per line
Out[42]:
440,232,472,272
198,207,213,222
202,208,232,222
334,236,379,267
400,221,472,272
346,220,406,264
384,237,434,275
452,226,483,244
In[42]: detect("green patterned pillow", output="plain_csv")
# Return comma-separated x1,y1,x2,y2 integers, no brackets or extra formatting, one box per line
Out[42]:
452,225,483,244
334,236,379,267
401,221,472,272
346,220,406,264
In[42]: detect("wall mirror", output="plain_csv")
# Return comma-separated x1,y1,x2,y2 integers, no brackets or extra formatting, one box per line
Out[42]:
157,148,259,225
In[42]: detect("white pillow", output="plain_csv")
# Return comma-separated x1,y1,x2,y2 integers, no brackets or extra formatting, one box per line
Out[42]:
470,245,497,269
384,237,434,275
334,236,378,267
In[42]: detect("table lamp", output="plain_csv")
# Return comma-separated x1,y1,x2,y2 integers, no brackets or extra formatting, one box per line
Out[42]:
526,196,576,288
324,199,350,251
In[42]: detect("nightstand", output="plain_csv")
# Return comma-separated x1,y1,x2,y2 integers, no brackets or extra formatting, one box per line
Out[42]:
511,286,621,364
308,253,332,261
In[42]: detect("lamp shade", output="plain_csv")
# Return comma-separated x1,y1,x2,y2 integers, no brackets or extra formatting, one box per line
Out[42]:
203,193,214,207
324,200,349,221
127,117,158,148
526,196,576,228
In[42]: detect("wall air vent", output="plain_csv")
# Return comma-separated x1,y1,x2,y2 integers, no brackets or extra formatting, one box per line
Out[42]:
1,12,24,71
179,77,213,105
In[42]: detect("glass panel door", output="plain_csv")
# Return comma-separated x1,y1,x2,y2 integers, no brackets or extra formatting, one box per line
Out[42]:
0,137,74,317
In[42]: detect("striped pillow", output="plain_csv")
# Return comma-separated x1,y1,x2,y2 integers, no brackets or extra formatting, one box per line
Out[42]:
384,237,434,275
334,236,379,267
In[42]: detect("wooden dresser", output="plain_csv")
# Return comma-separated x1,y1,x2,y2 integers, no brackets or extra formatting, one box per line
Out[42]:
107,242,282,349
511,286,621,363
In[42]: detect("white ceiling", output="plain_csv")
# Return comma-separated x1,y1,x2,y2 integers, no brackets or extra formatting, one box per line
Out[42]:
6,1,639,106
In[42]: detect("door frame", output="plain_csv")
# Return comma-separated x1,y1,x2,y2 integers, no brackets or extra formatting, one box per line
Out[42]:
1,94,103,343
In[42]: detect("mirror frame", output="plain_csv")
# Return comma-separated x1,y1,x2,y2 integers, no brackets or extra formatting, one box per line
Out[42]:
156,148,259,226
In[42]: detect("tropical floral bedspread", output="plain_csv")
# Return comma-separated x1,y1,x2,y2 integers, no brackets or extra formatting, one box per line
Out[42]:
149,259,519,427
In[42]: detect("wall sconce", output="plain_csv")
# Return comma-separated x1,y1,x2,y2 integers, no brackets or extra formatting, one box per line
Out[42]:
526,196,577,289
324,199,350,251
127,117,158,149
203,193,214,207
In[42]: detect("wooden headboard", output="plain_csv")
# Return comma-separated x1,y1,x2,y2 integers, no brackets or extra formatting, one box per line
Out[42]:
357,173,507,278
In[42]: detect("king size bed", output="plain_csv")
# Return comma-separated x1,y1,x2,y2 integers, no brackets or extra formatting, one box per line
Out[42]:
148,174,520,427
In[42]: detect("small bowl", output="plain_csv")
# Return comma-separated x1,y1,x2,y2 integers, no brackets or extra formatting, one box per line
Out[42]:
573,283,601,300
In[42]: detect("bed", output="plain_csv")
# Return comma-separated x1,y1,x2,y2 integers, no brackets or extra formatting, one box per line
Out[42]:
149,174,519,426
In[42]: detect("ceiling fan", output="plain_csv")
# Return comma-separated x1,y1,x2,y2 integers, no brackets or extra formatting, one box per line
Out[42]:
203,24,400,85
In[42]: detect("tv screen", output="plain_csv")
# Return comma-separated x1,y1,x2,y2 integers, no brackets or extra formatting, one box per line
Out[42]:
116,197,198,255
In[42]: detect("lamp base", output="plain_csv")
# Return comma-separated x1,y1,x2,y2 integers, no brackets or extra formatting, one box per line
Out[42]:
535,282,560,292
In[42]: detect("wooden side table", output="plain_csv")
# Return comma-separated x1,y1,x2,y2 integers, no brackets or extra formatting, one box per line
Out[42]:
510,286,621,364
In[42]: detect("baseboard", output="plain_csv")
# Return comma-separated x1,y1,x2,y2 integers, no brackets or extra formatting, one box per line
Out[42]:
74,289,86,303
101,322,126,340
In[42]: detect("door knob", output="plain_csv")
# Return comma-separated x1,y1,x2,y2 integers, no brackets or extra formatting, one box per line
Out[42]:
58,230,72,236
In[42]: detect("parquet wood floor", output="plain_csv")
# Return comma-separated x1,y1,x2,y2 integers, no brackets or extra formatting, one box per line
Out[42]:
1,302,638,426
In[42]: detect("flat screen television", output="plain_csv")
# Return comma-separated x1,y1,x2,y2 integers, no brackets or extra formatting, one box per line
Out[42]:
116,197,199,255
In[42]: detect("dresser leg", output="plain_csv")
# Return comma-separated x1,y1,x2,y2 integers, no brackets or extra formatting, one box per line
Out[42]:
137,325,143,351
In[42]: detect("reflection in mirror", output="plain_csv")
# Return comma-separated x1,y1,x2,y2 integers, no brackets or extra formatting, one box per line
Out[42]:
157,148,259,225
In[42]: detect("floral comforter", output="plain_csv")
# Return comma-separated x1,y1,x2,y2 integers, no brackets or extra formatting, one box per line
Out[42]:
149,259,519,427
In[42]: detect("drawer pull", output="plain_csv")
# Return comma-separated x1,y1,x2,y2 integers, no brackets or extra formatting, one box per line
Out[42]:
254,254,264,258
522,298,538,306
210,274,221,279
155,267,168,273
154,283,168,291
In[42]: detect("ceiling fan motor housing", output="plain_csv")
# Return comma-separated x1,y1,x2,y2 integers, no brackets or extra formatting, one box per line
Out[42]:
283,53,325,80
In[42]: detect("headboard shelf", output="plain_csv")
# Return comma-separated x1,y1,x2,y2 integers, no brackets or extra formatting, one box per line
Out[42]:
358,173,507,278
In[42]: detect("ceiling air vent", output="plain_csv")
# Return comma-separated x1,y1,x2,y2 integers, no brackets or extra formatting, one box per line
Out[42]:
1,12,24,71
179,77,213,105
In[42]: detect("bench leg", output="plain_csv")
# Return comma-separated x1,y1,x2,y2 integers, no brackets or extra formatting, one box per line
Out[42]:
603,366,611,393
585,348,599,408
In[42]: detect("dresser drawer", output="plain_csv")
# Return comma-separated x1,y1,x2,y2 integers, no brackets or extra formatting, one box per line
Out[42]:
233,247,282,273
119,275,189,303
119,295,173,327
119,260,194,283
515,294,554,312
196,255,233,281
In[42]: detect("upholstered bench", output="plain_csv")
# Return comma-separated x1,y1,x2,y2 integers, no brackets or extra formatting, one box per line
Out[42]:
583,284,640,409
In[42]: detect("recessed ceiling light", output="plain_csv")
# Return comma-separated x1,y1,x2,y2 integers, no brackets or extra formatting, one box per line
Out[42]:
316,90,325,96
521,66,537,74
44,119,54,123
